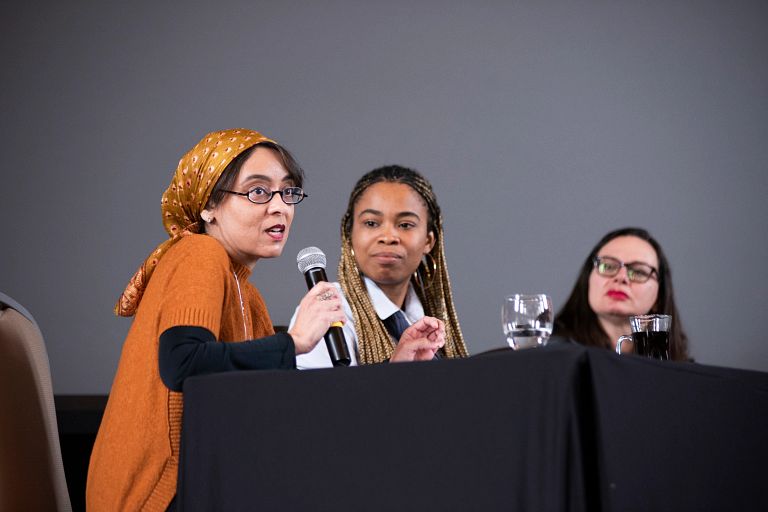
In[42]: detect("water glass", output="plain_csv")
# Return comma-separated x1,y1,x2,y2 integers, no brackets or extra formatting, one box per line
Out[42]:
502,294,553,350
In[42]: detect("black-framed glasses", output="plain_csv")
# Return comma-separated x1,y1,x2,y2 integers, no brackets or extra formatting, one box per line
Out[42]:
222,186,308,205
593,256,658,283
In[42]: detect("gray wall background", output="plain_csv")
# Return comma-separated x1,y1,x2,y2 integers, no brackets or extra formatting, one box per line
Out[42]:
2,1,766,394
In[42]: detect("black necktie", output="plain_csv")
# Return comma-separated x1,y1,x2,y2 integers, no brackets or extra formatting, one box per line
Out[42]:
383,310,410,342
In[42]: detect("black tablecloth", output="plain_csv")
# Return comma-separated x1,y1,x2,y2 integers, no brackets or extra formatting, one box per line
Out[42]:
587,349,768,512
177,344,768,512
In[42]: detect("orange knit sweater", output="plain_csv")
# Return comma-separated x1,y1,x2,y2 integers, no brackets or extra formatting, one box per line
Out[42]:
87,235,276,511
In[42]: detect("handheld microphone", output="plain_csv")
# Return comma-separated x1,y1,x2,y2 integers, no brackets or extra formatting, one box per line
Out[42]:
297,247,351,367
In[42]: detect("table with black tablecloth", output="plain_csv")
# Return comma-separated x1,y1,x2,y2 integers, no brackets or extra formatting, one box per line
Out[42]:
586,349,768,511
177,344,768,512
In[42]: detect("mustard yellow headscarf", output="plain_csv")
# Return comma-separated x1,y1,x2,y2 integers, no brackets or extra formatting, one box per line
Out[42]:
115,128,274,316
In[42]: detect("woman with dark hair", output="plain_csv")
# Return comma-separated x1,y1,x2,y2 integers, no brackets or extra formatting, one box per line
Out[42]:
87,129,345,511
293,165,469,367
553,227,689,361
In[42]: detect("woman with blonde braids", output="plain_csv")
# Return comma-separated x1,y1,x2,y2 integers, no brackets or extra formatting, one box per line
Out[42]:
87,129,345,511
294,165,469,368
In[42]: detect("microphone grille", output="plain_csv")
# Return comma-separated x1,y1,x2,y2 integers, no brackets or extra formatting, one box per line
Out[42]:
297,246,327,273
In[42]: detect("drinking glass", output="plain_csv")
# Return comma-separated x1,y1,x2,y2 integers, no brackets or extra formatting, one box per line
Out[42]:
502,294,553,350
616,314,672,360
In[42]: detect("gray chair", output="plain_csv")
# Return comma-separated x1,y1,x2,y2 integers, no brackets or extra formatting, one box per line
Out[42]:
0,292,72,512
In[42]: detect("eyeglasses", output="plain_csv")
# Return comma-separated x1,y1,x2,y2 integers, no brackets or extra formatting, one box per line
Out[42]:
593,256,658,283
222,186,308,205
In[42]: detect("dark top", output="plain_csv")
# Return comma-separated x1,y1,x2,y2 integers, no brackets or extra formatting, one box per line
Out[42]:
158,326,295,392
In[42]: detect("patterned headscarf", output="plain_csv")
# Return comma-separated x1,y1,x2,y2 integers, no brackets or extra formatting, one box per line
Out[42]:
115,128,274,316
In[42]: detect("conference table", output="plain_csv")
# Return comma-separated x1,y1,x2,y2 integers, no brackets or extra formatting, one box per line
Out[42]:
177,343,768,511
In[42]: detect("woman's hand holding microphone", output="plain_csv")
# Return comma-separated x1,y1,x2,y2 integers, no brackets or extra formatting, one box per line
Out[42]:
288,283,346,354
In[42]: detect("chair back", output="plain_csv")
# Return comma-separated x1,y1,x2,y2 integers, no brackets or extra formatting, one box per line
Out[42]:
0,294,72,512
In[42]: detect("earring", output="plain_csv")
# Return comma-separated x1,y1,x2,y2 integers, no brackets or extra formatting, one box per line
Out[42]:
201,213,213,223
413,253,437,290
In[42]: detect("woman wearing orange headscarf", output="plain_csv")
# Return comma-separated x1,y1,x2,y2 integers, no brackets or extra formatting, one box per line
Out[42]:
86,129,344,511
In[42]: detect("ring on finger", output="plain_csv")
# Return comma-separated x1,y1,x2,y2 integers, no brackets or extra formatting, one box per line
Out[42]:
317,290,335,301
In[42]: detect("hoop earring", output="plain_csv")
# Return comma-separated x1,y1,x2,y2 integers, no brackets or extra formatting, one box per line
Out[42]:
345,245,364,280
423,252,436,273
349,247,361,274
413,253,437,290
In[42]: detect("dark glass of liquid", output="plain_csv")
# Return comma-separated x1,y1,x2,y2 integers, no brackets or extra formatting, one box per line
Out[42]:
632,330,670,360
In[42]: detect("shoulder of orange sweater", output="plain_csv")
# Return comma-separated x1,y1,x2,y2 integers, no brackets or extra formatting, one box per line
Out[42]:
163,234,230,267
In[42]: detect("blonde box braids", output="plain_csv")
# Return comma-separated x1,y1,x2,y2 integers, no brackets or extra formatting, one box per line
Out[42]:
338,166,469,364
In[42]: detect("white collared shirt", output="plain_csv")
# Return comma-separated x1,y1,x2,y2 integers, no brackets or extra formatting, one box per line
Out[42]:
292,276,424,369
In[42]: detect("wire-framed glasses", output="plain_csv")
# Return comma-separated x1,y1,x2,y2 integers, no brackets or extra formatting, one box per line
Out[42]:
593,256,658,283
222,186,308,205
